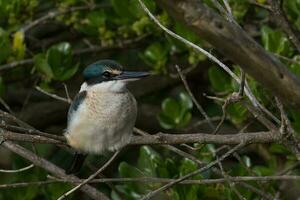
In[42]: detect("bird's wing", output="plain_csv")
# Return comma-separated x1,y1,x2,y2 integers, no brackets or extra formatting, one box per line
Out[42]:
67,90,87,124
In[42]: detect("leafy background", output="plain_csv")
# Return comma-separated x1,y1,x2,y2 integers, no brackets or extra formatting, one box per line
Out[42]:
1,0,300,199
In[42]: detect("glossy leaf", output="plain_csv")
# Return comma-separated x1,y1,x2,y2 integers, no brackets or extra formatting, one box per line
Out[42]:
261,26,292,56
33,54,53,81
208,66,232,92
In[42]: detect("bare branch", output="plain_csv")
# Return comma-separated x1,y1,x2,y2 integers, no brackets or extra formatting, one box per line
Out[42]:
1,128,281,146
35,86,71,104
0,121,66,142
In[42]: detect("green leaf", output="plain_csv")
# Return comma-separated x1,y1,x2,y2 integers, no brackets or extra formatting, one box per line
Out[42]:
12,31,26,59
177,112,192,128
157,113,176,129
179,92,193,110
174,22,200,43
111,0,135,22
46,42,78,81
208,66,232,92
158,93,193,129
162,98,181,119
141,42,169,73
77,11,106,36
289,55,300,76
0,28,11,64
227,102,248,124
55,63,79,81
118,162,146,195
33,54,53,81
47,42,72,69
137,146,167,177
261,26,292,55
269,144,289,154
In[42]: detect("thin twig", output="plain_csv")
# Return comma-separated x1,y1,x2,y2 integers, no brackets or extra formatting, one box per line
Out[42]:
62,83,72,102
0,164,34,173
57,150,121,200
0,97,14,114
35,86,71,104
141,142,245,200
217,157,246,200
175,65,214,130
2,175,300,189
247,0,272,11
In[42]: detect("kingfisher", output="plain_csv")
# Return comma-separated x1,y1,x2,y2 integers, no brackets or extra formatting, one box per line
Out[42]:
64,59,149,174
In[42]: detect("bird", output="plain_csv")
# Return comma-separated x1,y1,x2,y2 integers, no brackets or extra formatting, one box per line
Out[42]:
64,59,149,174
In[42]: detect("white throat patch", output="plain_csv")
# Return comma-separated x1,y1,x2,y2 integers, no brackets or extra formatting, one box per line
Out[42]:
80,81,126,93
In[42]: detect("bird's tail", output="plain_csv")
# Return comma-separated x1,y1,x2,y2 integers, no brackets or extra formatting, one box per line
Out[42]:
65,152,87,174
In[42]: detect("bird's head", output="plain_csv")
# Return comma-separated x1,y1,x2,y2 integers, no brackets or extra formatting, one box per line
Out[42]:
83,60,149,87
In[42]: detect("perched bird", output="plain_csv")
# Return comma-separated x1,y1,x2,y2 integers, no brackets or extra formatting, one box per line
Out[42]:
65,59,149,174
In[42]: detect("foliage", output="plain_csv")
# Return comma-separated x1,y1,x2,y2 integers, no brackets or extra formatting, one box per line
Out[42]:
1,0,300,199
157,92,193,129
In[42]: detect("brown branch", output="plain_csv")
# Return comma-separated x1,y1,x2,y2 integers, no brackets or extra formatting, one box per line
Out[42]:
0,130,66,145
0,123,66,142
155,0,300,112
2,141,109,200
2,175,300,189
1,129,281,146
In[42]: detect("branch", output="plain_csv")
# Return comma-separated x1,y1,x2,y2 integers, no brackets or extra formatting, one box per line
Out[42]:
154,0,300,112
2,175,300,188
2,141,109,200
1,129,281,145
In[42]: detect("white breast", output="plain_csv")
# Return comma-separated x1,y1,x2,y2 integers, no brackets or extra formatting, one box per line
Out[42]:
65,81,137,154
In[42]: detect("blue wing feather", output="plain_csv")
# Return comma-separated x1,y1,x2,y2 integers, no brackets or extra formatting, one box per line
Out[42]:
67,91,87,124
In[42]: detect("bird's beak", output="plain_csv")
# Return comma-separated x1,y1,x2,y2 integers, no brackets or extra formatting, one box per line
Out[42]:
115,71,150,81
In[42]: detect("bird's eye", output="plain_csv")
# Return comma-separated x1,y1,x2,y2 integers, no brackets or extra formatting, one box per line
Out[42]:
102,71,111,78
